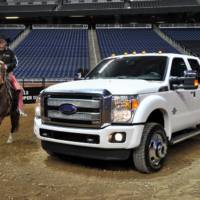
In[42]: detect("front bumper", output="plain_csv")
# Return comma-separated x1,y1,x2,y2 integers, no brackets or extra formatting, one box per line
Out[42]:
34,118,144,150
42,140,131,160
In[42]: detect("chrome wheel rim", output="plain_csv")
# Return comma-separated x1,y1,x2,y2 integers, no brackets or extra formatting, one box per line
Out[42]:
149,133,167,167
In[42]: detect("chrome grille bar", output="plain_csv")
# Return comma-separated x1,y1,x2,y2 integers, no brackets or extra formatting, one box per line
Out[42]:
47,98,100,108
48,110,100,121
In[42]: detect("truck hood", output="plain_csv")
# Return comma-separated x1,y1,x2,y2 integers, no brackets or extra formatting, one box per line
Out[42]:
45,79,163,95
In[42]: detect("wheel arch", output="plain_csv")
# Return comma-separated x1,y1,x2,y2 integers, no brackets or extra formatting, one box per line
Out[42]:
133,95,172,139
146,109,171,140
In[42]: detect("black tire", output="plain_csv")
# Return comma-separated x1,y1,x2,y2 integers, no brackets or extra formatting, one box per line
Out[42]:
133,122,168,173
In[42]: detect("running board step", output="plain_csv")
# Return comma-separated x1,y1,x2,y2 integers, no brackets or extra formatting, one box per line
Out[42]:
170,129,200,145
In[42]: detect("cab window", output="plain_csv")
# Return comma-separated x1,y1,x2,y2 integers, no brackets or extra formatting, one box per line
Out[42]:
170,58,187,77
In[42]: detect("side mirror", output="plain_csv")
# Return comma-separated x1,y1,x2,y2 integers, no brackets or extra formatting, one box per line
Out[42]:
74,68,89,80
170,70,199,90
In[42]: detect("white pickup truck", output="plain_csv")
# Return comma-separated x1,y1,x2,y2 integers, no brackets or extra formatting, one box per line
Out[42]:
34,53,200,173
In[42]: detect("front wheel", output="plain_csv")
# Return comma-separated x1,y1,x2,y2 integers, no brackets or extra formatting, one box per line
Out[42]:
133,123,168,173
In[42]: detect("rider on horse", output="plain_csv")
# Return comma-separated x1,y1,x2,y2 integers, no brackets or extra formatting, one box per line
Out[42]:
0,35,21,91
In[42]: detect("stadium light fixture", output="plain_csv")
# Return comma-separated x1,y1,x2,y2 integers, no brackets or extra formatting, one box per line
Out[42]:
5,16,19,19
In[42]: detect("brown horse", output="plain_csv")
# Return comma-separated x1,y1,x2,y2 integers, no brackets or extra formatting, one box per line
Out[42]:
0,62,20,143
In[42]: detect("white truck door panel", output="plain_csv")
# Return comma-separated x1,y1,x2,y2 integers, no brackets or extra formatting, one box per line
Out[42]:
187,58,200,125
169,57,197,132
167,90,196,132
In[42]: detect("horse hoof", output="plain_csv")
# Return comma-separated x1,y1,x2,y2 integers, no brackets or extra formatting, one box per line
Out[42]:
6,136,13,144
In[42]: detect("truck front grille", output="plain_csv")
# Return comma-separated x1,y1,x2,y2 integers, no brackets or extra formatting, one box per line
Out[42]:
41,91,111,128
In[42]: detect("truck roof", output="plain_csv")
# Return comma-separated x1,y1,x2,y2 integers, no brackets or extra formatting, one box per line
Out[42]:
106,53,199,60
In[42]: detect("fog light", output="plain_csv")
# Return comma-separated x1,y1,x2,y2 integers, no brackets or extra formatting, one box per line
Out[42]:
115,133,123,142
109,132,126,143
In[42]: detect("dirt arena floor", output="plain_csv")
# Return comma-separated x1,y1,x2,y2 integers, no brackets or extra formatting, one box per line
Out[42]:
0,104,200,200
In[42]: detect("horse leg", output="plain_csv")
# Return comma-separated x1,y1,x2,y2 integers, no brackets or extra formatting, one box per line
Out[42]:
7,133,13,144
7,91,20,144
7,109,20,143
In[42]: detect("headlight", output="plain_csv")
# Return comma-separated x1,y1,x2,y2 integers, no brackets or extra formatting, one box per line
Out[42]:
111,95,139,124
35,95,41,118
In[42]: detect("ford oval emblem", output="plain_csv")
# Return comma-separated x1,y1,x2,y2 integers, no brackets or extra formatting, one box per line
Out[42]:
59,104,77,115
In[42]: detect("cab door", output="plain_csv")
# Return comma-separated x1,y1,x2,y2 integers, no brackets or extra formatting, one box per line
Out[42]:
186,58,200,123
168,57,198,132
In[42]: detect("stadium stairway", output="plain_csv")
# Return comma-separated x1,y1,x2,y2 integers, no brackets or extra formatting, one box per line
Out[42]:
153,25,192,56
88,28,101,69
160,27,200,57
10,26,31,50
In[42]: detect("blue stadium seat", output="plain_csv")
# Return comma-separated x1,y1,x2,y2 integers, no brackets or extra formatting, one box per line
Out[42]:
96,28,179,58
162,28,200,56
14,29,89,79
0,29,23,42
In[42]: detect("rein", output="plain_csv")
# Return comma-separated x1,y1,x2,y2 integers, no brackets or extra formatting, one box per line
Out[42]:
0,62,6,84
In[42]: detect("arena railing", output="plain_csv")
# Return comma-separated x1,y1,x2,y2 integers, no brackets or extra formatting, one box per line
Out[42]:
96,23,152,29
64,0,123,3
18,78,74,89
0,24,25,29
159,23,200,28
32,24,88,29
6,0,59,5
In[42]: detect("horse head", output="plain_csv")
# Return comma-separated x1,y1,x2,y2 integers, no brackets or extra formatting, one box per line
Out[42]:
0,61,6,86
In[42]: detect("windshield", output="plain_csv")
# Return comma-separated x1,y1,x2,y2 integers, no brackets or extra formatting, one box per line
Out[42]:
87,56,168,81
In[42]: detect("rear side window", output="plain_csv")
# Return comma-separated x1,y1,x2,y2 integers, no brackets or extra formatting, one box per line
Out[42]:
188,59,200,71
188,59,200,81
170,58,187,77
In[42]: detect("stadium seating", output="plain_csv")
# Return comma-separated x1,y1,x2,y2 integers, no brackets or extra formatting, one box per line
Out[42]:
0,0,58,12
159,0,199,7
161,28,200,56
96,28,178,58
14,28,89,79
60,2,124,10
6,0,58,5
0,4,56,12
60,0,200,10
0,28,23,42
130,0,159,8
